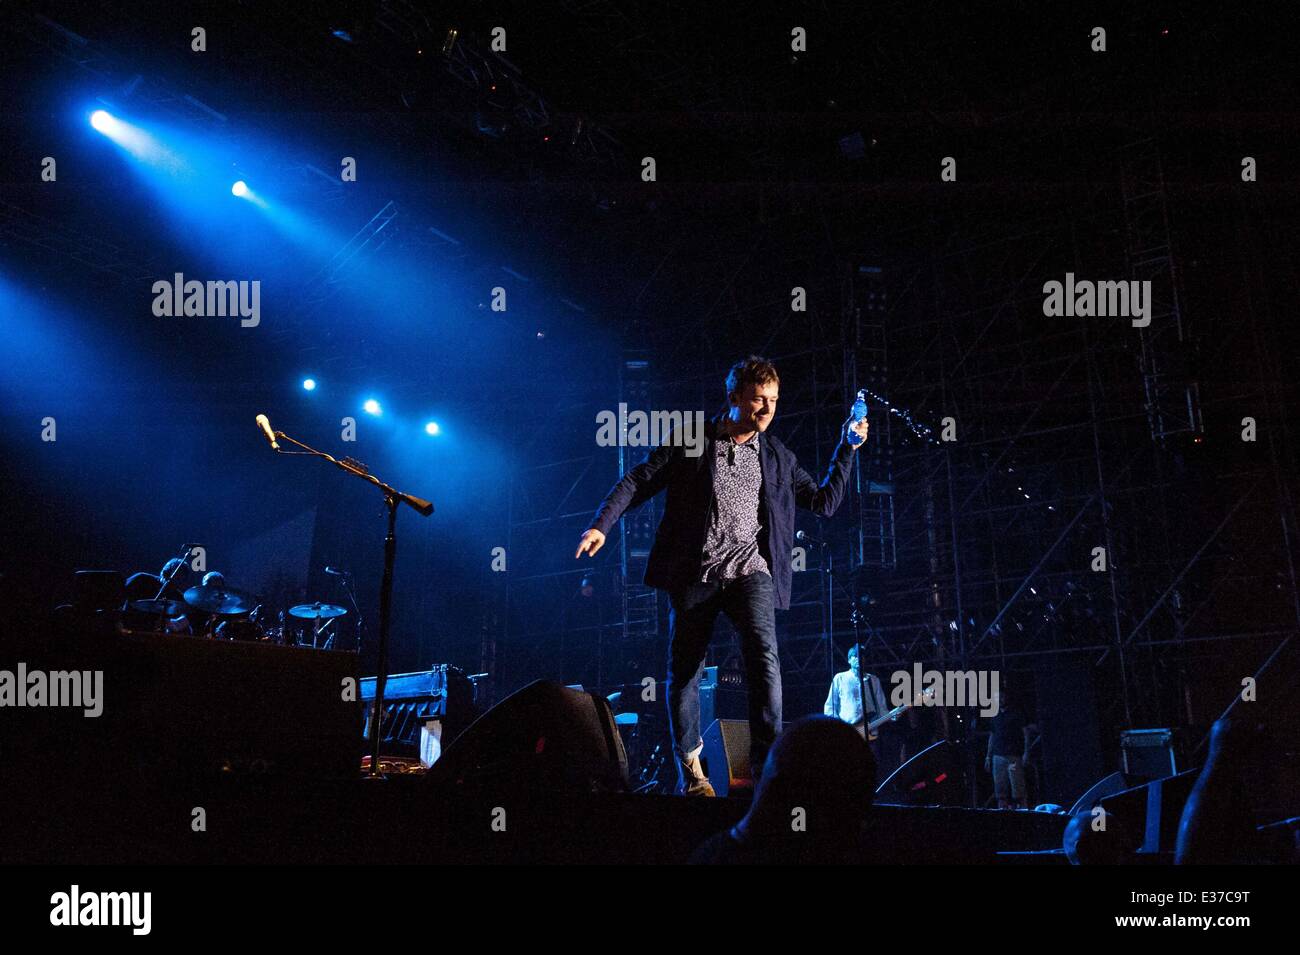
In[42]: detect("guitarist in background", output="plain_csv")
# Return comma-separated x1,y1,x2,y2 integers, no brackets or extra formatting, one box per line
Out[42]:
823,645,890,752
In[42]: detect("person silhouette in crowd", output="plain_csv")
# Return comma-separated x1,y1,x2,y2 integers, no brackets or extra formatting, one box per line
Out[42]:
1175,716,1264,865
689,716,876,864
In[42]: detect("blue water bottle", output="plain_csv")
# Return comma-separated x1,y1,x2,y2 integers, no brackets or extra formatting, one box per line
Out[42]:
849,389,869,446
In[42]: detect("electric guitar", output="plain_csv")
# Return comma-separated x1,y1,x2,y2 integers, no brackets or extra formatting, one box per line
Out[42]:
863,686,936,740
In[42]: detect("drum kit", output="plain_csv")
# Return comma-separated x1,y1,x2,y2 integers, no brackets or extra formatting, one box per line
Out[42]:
282,601,349,649
125,584,350,649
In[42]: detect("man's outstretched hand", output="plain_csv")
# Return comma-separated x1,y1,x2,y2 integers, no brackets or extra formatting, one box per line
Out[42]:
843,415,870,447
575,528,606,558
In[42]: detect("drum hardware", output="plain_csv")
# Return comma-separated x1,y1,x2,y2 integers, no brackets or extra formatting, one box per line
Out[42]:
288,602,349,649
117,560,353,647
181,583,263,640
182,584,256,616
325,566,364,651
123,597,193,634
214,618,267,641
126,598,188,617
120,543,197,633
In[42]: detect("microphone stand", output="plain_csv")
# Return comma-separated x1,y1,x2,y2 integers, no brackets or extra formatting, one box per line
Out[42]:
334,571,364,653
266,427,434,780
149,543,193,602
820,539,833,692
800,533,837,694
148,542,195,631
851,612,872,746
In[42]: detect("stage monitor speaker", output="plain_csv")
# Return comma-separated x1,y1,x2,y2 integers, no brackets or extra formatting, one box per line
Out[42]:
874,739,963,806
429,680,628,795
702,719,756,796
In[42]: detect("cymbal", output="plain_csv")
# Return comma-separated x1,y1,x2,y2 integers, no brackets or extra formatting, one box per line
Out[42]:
288,602,348,620
127,598,188,617
183,584,254,616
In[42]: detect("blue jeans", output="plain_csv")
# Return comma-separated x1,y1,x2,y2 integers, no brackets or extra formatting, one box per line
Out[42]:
667,572,781,769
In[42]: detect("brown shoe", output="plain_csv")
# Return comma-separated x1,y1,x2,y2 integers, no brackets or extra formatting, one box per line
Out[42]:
677,752,716,797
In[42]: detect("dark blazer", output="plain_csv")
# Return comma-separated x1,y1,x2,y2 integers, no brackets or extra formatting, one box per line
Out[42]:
587,416,858,610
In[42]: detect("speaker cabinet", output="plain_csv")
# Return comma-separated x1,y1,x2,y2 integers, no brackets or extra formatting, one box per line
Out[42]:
1120,728,1178,780
429,680,628,794
701,719,753,796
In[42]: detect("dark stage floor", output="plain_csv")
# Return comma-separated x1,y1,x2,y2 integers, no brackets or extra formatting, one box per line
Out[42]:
1,769,1071,866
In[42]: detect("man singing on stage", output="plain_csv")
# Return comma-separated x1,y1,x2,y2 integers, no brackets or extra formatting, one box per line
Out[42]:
576,356,869,795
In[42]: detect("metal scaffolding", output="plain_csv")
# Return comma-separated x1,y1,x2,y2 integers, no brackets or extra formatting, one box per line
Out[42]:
848,132,1298,761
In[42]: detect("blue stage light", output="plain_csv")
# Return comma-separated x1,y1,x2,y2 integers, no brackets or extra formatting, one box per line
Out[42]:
231,180,249,197
363,399,382,416
302,378,317,391
424,421,440,435
87,109,181,169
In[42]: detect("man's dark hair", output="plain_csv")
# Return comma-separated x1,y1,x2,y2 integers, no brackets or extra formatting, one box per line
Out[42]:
725,355,779,400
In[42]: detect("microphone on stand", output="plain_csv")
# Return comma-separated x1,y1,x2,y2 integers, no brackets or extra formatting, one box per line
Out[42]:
325,566,352,577
795,530,827,546
255,414,280,451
